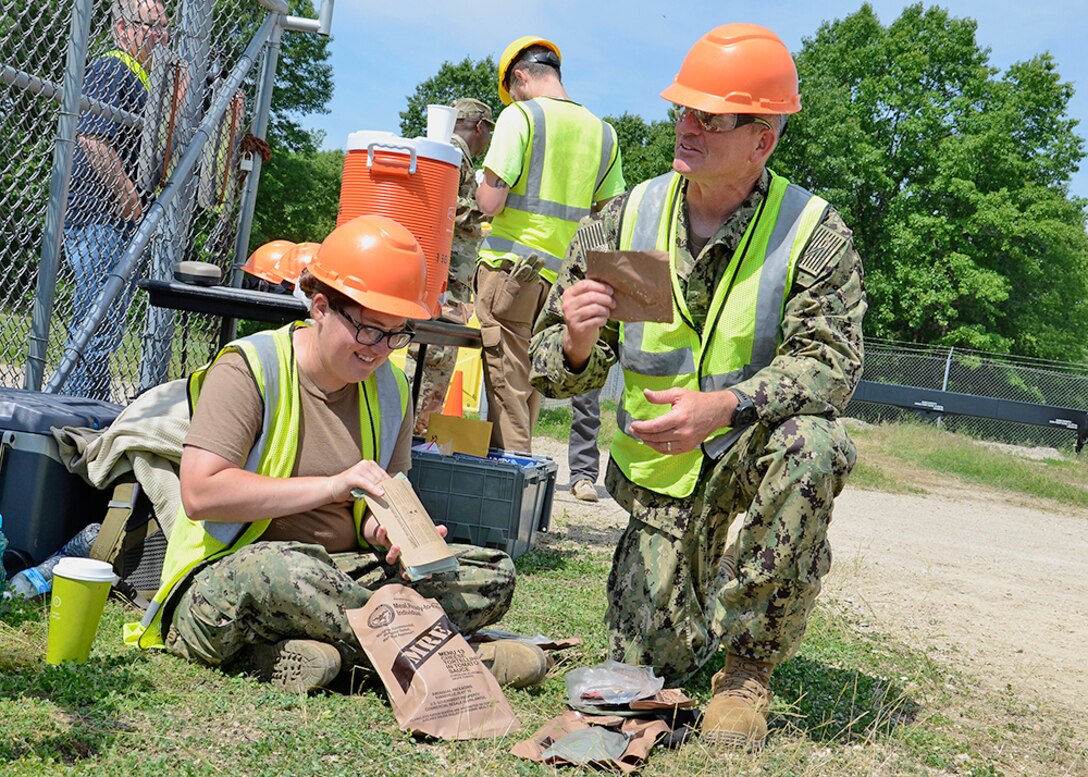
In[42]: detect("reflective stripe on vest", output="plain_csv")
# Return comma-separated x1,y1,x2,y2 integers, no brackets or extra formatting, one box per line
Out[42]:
104,49,150,92
479,98,617,283
612,171,828,497
128,323,408,647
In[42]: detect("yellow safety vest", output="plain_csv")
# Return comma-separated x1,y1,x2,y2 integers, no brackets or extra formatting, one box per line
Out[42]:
104,49,150,92
479,97,619,283
611,171,829,498
124,323,409,648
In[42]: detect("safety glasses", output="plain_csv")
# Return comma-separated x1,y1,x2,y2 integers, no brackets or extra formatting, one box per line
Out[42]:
675,106,774,134
330,302,415,350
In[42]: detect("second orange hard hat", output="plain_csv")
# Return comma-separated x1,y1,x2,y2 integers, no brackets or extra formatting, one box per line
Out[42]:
273,241,320,288
309,215,430,320
243,239,295,285
661,23,801,115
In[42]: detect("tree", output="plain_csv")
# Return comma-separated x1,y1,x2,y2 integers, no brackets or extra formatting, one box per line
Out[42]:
251,148,342,247
263,0,333,154
252,0,337,249
603,111,676,187
772,3,1088,361
399,56,500,141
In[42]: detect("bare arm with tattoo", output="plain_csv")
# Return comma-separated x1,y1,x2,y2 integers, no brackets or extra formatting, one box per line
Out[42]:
476,168,510,216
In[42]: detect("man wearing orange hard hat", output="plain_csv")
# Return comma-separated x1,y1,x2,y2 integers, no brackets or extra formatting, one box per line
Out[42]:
531,24,866,749
475,35,626,455
125,215,546,693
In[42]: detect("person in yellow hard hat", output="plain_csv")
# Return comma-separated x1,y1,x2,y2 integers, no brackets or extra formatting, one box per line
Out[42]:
475,36,626,454
125,215,546,693
530,24,866,749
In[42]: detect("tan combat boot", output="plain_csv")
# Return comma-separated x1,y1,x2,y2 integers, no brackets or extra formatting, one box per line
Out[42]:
700,653,774,750
250,639,342,693
476,639,550,688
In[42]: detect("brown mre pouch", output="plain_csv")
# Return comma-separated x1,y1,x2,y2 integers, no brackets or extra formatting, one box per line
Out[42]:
585,250,674,323
347,584,520,740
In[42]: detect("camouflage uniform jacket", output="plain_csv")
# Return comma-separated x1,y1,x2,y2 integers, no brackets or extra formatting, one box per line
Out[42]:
448,133,486,303
529,168,867,536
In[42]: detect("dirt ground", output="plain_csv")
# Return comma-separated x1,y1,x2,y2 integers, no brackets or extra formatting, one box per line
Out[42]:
531,435,1088,723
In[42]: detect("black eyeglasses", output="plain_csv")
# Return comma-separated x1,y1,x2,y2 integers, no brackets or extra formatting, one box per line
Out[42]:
330,302,415,350
675,105,774,134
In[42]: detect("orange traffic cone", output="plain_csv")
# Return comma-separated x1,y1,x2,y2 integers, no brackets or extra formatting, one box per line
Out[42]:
443,370,464,417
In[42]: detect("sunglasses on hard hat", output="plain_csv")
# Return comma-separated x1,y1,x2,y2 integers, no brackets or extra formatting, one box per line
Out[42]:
675,105,774,133
330,301,416,350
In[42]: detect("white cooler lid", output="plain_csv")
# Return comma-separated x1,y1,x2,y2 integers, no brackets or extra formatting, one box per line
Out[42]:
345,130,461,168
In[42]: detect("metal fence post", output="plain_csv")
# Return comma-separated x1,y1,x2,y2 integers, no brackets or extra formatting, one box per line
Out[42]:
220,18,284,346
937,346,954,428
138,0,214,392
23,0,94,392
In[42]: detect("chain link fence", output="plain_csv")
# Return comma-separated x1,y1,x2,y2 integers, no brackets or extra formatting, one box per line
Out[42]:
555,338,1088,452
0,0,273,404
848,338,1088,450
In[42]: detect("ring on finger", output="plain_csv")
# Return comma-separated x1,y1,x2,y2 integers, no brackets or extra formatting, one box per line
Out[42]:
666,441,672,452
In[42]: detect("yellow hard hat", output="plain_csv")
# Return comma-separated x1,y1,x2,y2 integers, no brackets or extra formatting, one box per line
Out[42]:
497,35,561,105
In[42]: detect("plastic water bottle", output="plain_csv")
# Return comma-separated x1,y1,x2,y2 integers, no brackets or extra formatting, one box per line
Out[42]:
5,523,102,600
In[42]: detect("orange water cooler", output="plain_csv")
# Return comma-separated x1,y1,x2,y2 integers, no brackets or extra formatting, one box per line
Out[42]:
339,131,461,318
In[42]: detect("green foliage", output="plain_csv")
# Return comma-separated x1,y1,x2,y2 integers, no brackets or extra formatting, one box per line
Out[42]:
268,0,333,154
399,56,500,140
251,148,342,248
603,110,676,187
773,3,1088,361
251,0,338,250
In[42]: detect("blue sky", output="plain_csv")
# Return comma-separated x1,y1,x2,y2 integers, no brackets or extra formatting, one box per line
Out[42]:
300,0,1088,200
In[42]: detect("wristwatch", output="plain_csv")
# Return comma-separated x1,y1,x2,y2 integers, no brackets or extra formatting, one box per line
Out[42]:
729,389,757,427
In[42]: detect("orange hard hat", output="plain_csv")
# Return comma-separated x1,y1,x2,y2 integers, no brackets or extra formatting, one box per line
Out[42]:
309,215,430,319
273,241,320,287
497,35,561,105
243,239,295,284
660,23,801,115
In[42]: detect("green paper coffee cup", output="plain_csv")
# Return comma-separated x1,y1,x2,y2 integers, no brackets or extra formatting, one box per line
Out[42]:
46,557,116,665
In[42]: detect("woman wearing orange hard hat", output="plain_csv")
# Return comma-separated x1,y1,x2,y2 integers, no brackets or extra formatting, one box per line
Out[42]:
127,214,525,692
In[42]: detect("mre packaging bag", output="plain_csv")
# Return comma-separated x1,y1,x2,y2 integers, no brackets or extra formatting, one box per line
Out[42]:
347,584,519,740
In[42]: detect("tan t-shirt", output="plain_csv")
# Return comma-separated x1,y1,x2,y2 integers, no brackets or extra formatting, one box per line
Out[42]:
184,349,413,553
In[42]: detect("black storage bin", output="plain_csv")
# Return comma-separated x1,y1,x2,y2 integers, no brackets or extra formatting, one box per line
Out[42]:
0,389,121,574
407,447,557,559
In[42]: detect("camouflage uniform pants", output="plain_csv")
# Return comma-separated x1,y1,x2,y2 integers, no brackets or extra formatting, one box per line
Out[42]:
606,415,855,685
405,296,472,434
164,541,515,669
405,342,458,434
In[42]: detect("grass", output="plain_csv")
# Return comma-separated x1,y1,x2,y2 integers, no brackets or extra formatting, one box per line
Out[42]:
847,421,1088,510
3,419,1088,774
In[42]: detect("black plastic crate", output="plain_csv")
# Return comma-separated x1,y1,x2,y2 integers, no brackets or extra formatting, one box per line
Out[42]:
407,448,557,559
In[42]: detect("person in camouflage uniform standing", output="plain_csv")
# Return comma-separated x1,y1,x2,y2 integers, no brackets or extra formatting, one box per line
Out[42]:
404,98,493,433
529,24,865,750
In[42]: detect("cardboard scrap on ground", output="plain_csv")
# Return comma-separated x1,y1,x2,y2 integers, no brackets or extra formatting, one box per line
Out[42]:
585,250,674,323
628,688,697,711
347,584,519,740
510,710,670,773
